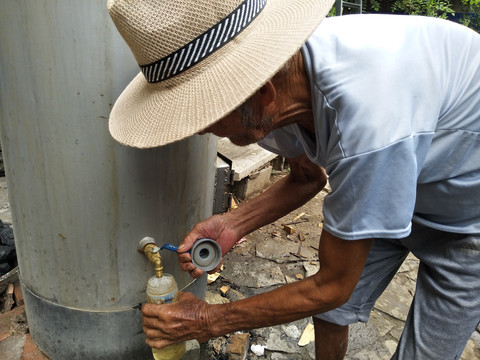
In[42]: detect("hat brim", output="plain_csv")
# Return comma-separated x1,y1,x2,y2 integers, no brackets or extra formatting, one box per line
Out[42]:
109,0,334,148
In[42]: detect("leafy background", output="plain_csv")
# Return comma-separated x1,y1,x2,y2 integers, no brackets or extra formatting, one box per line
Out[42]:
330,0,480,32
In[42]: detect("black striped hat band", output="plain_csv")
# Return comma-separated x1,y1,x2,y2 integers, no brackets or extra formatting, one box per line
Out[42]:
140,0,267,84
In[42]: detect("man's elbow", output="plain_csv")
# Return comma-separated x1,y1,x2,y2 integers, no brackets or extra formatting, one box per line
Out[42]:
312,275,356,311
326,286,352,310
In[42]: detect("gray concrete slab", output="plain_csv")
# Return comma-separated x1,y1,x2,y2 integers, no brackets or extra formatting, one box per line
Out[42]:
217,138,277,181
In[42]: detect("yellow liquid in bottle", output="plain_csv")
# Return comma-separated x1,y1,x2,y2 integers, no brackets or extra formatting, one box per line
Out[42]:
146,274,186,359
152,343,186,360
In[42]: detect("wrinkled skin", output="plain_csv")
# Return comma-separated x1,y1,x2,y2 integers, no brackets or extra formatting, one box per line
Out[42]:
142,292,213,348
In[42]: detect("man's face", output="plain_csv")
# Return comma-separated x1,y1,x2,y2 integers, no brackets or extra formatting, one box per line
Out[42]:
198,100,273,146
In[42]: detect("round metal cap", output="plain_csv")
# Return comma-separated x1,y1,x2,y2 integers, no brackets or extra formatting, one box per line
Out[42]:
137,236,156,252
190,238,222,272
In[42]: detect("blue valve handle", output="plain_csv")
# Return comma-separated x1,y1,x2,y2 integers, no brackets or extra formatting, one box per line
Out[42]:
160,239,215,253
160,243,186,252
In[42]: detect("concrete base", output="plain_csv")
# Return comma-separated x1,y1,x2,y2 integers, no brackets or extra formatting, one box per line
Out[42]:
233,166,273,200
217,138,280,201
217,138,277,182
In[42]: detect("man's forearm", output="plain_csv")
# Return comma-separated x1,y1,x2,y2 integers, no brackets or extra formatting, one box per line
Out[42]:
143,226,372,348
206,275,341,337
222,156,327,239
204,235,372,338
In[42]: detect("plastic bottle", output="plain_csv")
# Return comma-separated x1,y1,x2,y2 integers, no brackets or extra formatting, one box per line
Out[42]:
146,273,186,360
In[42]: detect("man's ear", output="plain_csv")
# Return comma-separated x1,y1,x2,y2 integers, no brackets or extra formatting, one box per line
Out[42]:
258,81,276,107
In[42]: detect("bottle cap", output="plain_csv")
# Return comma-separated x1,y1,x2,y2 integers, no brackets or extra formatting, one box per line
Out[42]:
190,238,222,272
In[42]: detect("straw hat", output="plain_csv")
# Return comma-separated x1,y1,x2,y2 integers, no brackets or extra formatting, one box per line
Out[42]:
107,0,334,148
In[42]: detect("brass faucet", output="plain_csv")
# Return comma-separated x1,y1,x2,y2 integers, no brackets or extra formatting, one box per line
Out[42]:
138,237,163,278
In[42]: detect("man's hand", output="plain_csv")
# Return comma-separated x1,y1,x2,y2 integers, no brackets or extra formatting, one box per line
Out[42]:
177,215,239,278
142,292,214,349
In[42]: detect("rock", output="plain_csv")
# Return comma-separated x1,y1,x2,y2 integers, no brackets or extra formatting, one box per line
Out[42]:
205,291,229,305
303,261,320,277
461,332,480,360
0,334,26,360
270,353,289,360
207,272,220,284
368,310,397,338
226,288,246,302
265,327,297,353
0,223,14,247
221,255,286,288
220,285,230,296
0,262,11,275
347,322,383,353
374,277,414,322
283,225,295,235
250,343,266,356
285,274,298,284
298,323,315,346
0,245,14,263
282,323,301,340
211,337,226,355
255,237,299,263
256,237,318,264
183,340,200,360
226,332,250,360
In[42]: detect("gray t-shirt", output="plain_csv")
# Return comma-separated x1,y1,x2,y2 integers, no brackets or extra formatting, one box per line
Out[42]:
259,15,480,240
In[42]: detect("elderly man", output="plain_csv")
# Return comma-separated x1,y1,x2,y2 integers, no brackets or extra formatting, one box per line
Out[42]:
107,0,480,359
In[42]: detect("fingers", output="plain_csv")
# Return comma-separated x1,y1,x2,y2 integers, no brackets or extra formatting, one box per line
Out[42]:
145,337,175,349
179,215,225,253
142,302,159,317
177,240,192,254
142,306,177,343
178,252,204,278
178,231,202,254
178,252,192,270
178,215,228,277
141,293,211,348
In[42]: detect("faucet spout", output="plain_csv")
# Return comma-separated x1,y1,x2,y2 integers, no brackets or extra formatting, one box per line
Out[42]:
138,237,163,278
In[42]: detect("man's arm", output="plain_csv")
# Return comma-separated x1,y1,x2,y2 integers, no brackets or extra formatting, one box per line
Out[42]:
178,152,328,277
221,151,328,238
142,231,372,347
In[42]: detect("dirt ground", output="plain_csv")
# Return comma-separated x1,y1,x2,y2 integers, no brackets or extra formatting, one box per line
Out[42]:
200,169,480,360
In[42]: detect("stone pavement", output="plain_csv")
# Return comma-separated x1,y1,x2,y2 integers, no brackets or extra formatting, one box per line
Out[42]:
203,240,480,360
200,185,480,360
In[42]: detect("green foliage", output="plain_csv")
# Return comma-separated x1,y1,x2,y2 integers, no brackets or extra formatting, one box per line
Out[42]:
369,0,382,11
391,0,455,18
459,0,480,31
361,0,479,32
328,5,337,16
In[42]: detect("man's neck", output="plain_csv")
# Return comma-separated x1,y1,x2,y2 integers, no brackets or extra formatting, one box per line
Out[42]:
271,51,315,135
